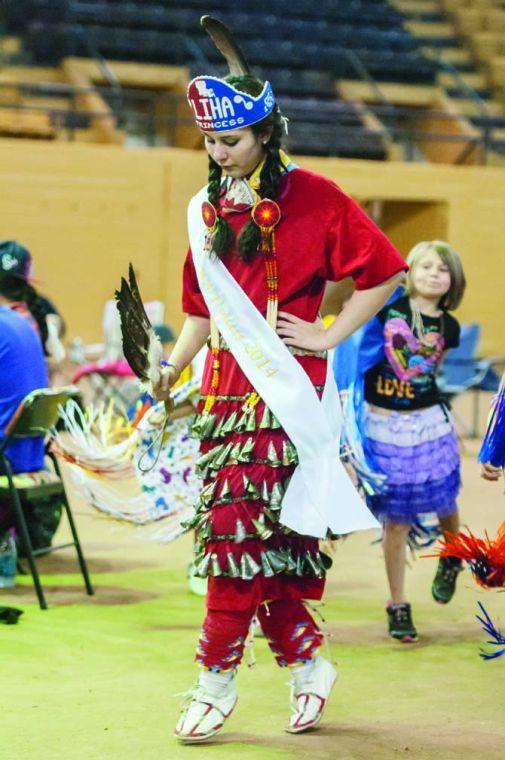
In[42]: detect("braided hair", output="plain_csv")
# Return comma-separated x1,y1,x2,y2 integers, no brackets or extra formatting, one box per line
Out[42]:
207,74,285,262
0,273,49,349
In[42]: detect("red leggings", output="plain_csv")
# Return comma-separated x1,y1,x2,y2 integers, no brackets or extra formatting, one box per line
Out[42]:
195,599,323,672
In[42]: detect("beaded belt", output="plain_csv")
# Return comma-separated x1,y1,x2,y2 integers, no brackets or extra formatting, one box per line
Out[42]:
207,334,327,359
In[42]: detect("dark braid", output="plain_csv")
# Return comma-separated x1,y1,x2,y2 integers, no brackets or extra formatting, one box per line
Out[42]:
0,273,48,350
205,75,285,262
207,153,235,259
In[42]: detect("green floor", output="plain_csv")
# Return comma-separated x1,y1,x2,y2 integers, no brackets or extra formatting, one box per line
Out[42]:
2,448,504,760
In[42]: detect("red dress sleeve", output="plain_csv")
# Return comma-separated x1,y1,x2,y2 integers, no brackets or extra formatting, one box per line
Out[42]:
182,247,210,318
324,190,407,290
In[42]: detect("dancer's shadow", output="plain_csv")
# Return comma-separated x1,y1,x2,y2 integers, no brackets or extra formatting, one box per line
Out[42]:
206,720,503,760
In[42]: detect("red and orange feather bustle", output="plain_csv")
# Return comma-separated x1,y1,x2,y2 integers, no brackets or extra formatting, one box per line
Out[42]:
426,522,505,588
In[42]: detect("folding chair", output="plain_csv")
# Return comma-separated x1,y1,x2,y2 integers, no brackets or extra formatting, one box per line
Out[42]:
0,387,93,609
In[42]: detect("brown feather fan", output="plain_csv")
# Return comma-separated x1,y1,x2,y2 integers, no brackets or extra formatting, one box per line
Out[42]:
200,15,250,76
115,264,166,394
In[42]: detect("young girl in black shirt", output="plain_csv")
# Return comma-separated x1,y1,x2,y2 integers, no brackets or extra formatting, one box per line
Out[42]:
363,241,466,642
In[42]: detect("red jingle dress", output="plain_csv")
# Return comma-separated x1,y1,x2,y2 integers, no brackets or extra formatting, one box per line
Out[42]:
183,168,406,614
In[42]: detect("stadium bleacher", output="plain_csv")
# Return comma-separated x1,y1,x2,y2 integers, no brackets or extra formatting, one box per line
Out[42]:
1,0,504,162
2,0,443,159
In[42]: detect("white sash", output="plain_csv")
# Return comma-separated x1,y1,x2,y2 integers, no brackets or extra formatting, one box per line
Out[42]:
188,187,379,538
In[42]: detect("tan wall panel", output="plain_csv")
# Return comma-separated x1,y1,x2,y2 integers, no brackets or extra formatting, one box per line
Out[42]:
0,141,503,357
0,140,166,342
157,148,208,333
379,200,449,255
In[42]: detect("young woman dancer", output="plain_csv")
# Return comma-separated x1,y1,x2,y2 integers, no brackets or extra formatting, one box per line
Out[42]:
361,241,466,641
156,17,407,743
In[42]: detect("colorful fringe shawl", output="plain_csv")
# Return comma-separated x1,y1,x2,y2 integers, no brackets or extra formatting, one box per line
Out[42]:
53,378,201,543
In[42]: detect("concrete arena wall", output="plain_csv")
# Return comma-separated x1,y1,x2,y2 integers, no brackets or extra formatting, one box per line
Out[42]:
0,139,502,355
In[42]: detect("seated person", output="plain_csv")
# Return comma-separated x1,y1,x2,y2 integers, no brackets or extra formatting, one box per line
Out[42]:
0,303,51,542
0,240,66,363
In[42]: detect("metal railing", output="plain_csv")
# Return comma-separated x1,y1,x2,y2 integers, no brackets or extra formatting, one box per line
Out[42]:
0,80,501,162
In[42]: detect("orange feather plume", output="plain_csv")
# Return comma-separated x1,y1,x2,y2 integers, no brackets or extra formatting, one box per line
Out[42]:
425,522,505,588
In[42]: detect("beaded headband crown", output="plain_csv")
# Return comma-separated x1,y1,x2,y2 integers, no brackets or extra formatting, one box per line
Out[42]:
186,16,277,133
187,76,275,132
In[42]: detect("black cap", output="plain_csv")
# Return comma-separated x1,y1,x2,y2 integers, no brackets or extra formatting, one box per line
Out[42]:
0,241,32,280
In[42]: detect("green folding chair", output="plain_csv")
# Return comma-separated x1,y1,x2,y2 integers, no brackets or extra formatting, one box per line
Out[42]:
0,386,93,610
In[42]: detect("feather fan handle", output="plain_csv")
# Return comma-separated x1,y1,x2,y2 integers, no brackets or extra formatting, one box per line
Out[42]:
201,15,250,76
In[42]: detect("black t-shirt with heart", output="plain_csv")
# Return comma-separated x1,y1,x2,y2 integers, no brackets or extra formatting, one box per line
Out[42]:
364,295,460,411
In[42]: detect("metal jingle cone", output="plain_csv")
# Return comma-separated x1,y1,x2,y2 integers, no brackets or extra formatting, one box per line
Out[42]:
252,517,273,540
269,481,284,509
210,441,234,470
201,413,217,438
191,511,206,531
229,441,242,463
259,406,271,429
240,552,261,580
286,440,299,464
191,413,204,436
226,552,240,578
263,506,278,524
245,409,257,433
235,410,249,433
210,553,222,577
261,480,270,503
305,550,323,577
195,552,212,577
211,415,226,439
265,548,286,574
237,436,255,463
245,478,261,499
235,518,247,543
270,414,281,430
200,481,217,503
194,496,206,513
283,549,297,573
281,440,293,466
220,410,238,437
219,478,232,500
196,447,216,469
195,457,212,479
260,551,275,577
200,521,213,541
295,552,304,576
267,440,280,466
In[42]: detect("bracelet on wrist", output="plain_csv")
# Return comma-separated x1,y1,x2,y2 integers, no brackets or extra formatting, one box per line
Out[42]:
161,360,180,376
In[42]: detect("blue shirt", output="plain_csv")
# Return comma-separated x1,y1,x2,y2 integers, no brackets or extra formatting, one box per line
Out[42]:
0,306,48,473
